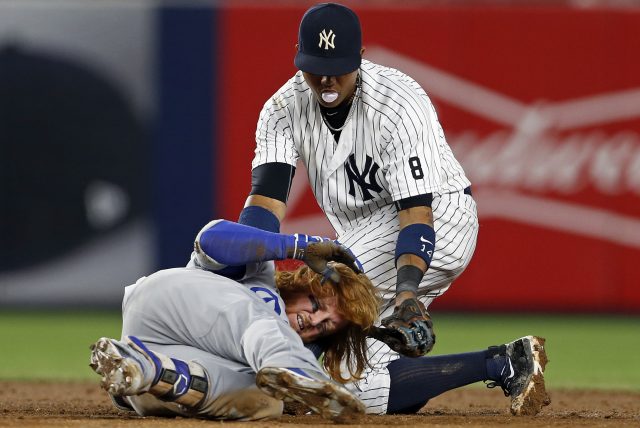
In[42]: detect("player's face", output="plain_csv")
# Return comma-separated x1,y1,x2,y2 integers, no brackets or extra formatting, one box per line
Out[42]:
282,291,349,343
302,70,359,108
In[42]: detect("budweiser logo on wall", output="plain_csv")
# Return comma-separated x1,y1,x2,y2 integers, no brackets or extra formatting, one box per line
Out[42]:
368,46,640,250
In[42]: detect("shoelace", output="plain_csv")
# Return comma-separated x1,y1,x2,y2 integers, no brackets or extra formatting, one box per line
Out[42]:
485,359,515,397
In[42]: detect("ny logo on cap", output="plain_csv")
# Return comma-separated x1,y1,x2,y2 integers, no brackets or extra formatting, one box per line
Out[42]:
318,29,336,50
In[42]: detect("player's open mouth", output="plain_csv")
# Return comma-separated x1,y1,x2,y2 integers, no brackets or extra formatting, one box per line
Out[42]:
321,90,339,103
297,314,305,331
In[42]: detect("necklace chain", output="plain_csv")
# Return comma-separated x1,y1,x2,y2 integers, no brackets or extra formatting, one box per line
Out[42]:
321,74,361,133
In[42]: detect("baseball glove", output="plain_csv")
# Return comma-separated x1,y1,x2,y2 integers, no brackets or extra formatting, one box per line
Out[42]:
368,298,435,357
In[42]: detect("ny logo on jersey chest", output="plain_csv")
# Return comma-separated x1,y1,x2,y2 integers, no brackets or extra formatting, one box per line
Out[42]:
345,154,383,201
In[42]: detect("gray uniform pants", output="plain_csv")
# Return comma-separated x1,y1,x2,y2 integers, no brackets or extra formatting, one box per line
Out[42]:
119,267,320,420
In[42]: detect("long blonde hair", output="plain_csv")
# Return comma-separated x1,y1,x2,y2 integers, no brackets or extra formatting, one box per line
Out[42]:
275,264,380,383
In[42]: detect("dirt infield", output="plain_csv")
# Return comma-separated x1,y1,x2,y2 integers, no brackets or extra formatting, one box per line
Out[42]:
1,381,639,427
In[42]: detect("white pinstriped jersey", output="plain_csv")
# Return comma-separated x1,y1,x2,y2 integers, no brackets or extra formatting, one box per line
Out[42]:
253,60,471,237
252,60,479,414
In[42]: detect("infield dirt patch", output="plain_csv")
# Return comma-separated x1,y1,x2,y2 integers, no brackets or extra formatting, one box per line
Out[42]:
1,381,639,427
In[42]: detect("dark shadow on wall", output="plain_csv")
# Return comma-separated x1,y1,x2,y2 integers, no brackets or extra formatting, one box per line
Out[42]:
0,44,149,272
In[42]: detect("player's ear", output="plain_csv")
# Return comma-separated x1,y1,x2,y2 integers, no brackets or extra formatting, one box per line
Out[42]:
295,43,300,52
360,47,366,56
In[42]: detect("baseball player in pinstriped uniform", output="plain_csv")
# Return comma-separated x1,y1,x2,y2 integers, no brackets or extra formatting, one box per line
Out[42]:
238,3,479,414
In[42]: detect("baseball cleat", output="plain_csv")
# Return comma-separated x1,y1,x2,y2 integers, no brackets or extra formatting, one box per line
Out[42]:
486,335,551,416
108,394,135,412
256,367,365,422
89,336,156,397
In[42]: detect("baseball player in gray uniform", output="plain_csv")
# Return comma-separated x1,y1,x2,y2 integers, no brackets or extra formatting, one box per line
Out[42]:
89,219,379,421
238,3,479,414
91,220,550,419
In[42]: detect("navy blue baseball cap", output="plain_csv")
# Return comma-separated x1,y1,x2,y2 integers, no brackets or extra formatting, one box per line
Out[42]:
294,3,362,76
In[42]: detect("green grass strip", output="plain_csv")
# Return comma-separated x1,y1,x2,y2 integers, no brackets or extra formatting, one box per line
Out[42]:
0,311,122,380
0,311,638,391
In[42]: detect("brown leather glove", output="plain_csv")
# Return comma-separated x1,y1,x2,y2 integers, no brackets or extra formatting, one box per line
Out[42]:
368,298,435,357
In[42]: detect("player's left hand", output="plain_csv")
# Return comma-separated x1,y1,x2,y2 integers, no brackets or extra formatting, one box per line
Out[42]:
367,298,435,357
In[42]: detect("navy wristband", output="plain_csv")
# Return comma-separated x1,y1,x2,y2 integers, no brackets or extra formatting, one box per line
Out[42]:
238,205,280,233
395,223,436,268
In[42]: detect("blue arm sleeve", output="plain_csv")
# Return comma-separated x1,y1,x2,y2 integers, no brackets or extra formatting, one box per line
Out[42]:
198,220,295,266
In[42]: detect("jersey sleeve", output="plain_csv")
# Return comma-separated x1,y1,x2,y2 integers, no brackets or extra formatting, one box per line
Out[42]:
381,84,446,200
252,79,299,169
240,261,277,290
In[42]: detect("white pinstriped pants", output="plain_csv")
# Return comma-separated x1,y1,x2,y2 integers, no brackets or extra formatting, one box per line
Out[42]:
338,190,479,413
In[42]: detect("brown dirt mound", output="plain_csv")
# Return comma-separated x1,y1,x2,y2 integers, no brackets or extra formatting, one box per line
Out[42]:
1,381,639,427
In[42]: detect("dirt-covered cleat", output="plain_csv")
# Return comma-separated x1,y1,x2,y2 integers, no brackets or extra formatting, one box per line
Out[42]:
89,337,156,397
486,336,551,416
256,367,365,422
91,336,209,408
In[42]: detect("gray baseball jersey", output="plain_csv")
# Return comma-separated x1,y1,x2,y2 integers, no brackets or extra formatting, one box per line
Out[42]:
253,59,479,413
119,263,321,419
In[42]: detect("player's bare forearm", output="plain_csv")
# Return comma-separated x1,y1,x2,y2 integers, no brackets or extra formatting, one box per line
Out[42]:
245,194,287,222
398,205,434,229
395,206,434,305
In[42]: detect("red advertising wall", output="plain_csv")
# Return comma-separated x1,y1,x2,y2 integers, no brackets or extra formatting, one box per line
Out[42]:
217,4,640,312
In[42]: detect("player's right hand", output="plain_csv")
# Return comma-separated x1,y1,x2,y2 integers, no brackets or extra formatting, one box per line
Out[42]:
303,241,362,283
334,240,364,273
